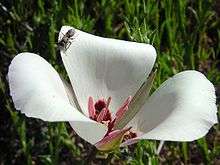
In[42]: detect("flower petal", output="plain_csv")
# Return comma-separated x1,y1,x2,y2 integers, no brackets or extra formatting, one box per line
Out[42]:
129,70,218,141
59,26,156,116
8,53,107,144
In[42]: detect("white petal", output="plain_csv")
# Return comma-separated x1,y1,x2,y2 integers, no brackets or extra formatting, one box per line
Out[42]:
59,26,157,116
129,70,217,141
8,53,107,144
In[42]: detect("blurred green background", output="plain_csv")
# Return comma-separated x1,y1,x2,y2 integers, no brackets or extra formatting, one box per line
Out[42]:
0,0,219,164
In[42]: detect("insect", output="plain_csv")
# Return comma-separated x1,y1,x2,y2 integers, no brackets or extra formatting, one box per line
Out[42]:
58,28,76,52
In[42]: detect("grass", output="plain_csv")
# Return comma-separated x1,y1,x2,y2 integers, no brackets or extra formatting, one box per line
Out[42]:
0,0,219,164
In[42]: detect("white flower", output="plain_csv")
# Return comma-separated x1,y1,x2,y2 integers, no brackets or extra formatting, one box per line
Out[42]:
8,26,218,151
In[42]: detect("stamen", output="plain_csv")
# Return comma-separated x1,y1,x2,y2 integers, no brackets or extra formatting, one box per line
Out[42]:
97,108,108,122
115,96,132,123
88,96,96,119
103,109,112,121
88,96,136,143
106,97,112,108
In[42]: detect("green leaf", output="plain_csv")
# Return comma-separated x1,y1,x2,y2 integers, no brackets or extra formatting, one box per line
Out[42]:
114,70,157,129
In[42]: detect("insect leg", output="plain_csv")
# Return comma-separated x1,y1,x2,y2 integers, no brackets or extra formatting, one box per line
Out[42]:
65,41,72,50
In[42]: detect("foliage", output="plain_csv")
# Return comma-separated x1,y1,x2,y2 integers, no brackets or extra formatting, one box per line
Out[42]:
0,0,219,164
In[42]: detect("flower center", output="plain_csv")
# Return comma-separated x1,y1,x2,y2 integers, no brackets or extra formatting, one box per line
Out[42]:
88,96,137,141
94,99,106,112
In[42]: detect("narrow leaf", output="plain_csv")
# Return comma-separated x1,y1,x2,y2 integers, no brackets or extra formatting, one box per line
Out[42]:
114,70,157,129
